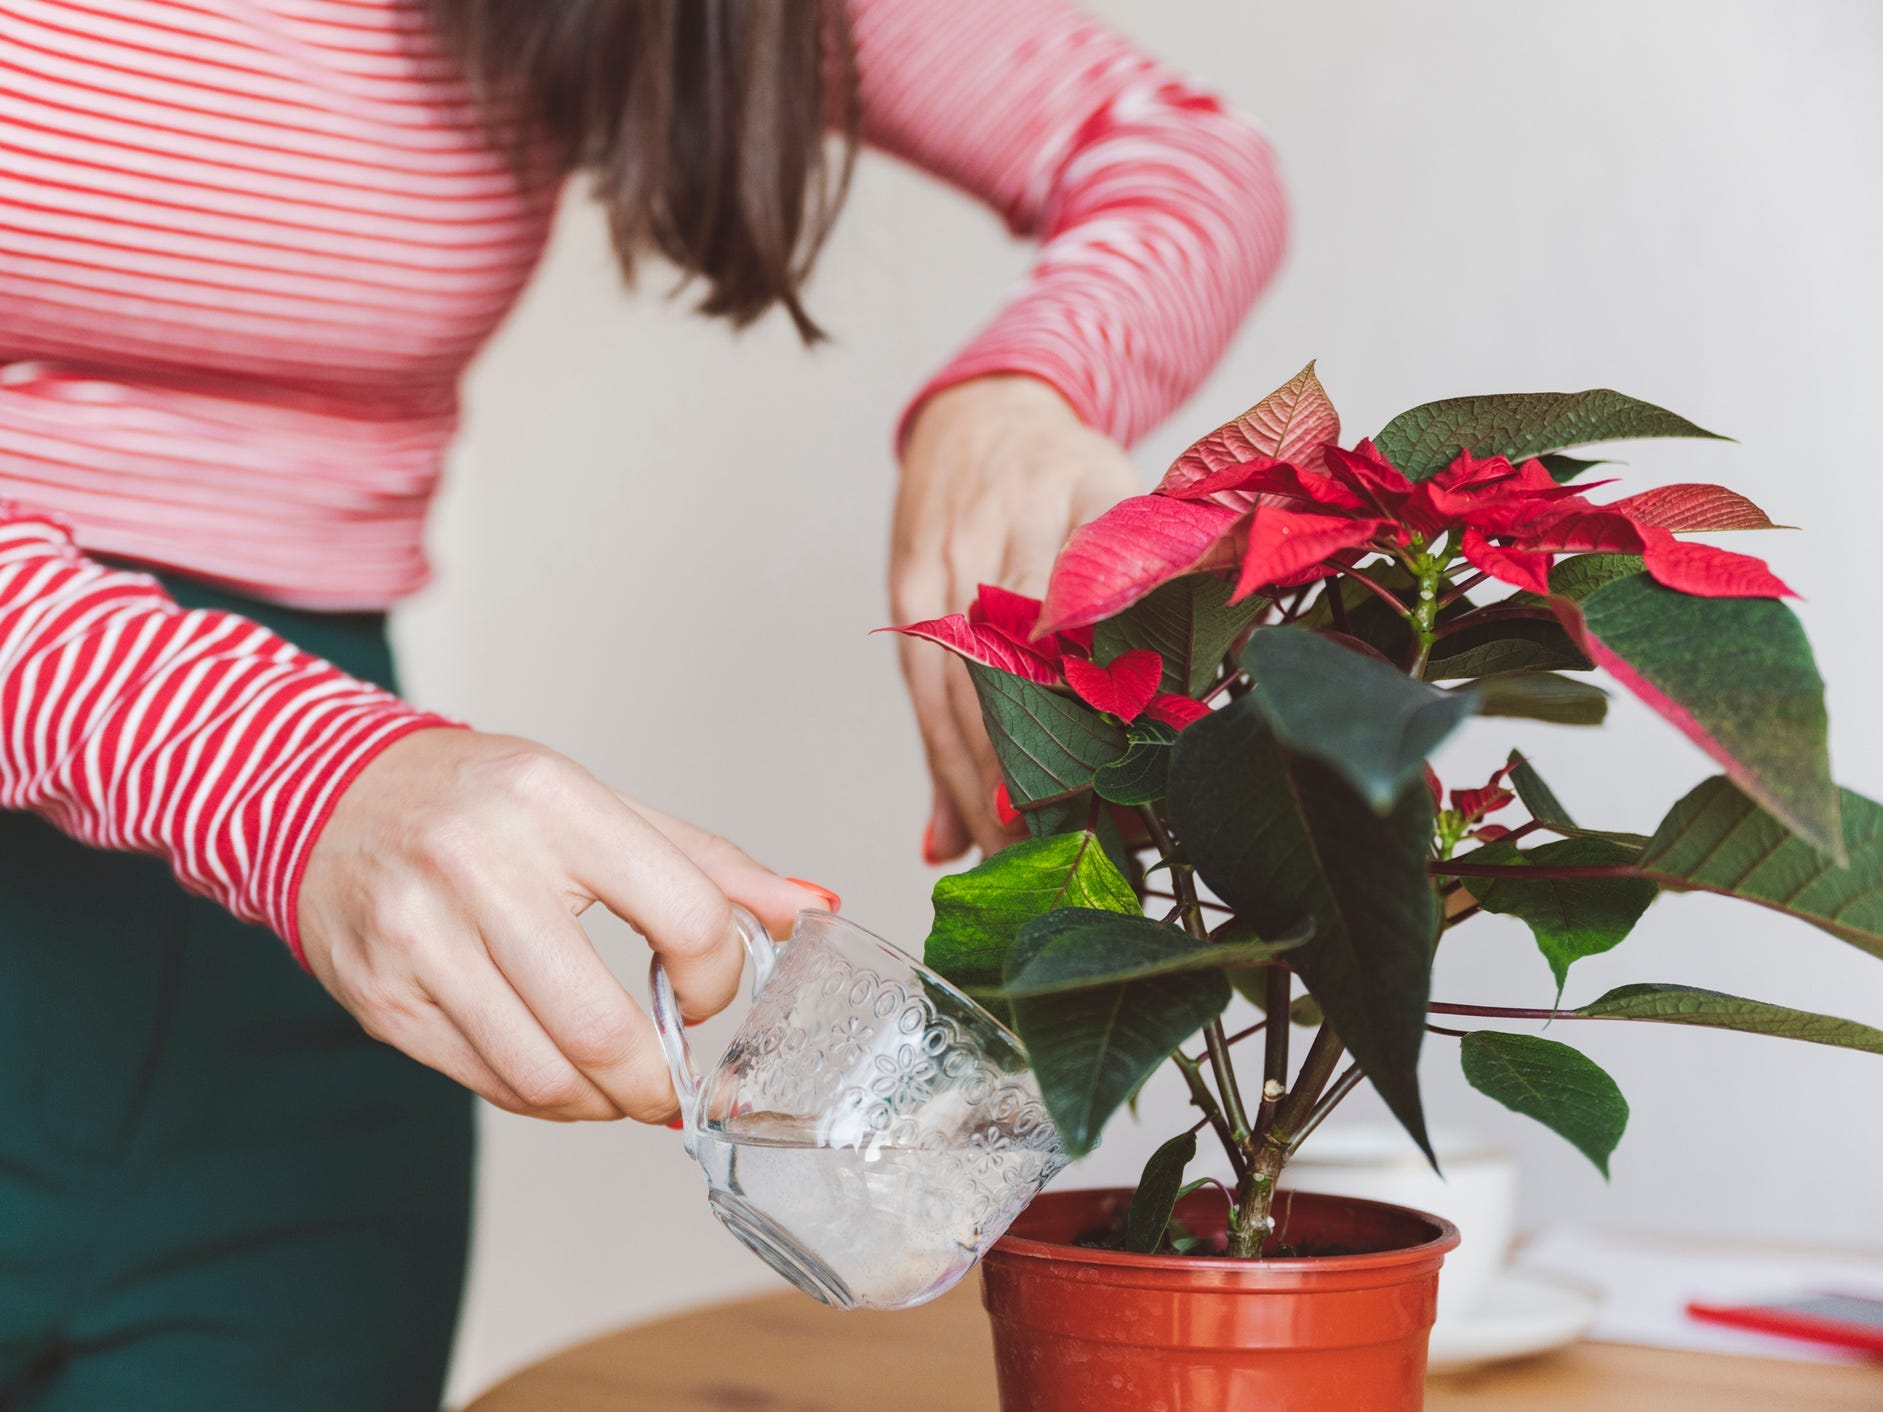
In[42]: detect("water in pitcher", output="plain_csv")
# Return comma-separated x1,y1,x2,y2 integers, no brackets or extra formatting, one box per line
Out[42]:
694,1110,1056,1311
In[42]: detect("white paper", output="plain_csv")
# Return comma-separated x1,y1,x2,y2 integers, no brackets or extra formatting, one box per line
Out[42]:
1516,1226,1883,1365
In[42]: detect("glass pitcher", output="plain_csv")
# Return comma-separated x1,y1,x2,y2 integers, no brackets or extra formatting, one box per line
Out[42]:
651,907,1068,1311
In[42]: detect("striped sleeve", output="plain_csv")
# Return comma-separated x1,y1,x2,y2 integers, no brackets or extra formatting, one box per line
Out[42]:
852,0,1288,449
0,506,456,960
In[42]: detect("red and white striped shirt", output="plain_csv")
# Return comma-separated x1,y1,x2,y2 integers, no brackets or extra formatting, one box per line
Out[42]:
0,0,1286,955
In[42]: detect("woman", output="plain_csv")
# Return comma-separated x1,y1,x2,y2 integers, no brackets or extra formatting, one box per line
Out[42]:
0,0,1283,1406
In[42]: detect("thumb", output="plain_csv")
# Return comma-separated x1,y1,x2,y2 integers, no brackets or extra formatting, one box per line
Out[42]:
615,794,833,937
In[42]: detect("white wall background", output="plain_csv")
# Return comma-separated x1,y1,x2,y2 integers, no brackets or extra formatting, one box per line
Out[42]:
405,1,1883,1400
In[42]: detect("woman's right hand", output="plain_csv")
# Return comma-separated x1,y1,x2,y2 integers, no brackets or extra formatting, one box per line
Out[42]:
296,728,830,1123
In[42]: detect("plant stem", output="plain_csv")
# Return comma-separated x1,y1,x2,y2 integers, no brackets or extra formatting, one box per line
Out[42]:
1142,888,1233,913
1139,802,1258,1182
1439,570,1487,607
1408,553,1444,678
1428,1001,1562,1020
1327,579,1352,635
1205,1021,1252,1145
1337,564,1410,616
1432,860,1640,881
1171,1048,1248,1178
1285,1061,1365,1156
1256,965,1290,1134
1186,1018,1268,1066
1428,603,1556,639
1232,1023,1345,1258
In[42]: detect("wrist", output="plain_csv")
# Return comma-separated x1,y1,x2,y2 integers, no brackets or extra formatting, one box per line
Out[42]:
900,374,1085,468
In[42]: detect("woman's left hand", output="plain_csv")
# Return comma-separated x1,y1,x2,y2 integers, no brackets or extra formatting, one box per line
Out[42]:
891,375,1139,865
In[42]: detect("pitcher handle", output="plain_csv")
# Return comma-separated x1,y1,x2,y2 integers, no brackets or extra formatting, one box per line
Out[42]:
650,904,779,1156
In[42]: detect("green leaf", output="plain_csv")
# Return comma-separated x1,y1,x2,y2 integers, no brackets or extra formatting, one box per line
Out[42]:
1374,389,1725,482
1466,671,1609,726
1575,984,1883,1056
1565,574,1839,856
1507,750,1575,829
1546,553,1648,603
1246,626,1479,812
1459,1032,1629,1177
1094,574,1266,695
1168,694,1439,1161
1504,751,1650,849
1094,719,1180,806
1006,925,1230,1158
1424,618,1593,680
924,832,1137,991
1538,453,1611,484
967,662,1127,810
999,909,1304,997
1635,778,1883,961
1460,838,1658,994
1126,1131,1198,1254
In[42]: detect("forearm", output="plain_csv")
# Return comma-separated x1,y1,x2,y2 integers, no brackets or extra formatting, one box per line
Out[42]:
0,507,454,956
852,0,1288,449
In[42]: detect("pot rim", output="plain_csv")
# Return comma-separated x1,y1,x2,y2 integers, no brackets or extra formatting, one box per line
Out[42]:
989,1185,1460,1275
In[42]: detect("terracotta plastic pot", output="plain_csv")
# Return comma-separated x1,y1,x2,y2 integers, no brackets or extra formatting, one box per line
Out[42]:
979,1186,1460,1412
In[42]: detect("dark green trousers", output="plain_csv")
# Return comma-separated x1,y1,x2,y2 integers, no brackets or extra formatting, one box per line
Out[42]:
0,578,473,1412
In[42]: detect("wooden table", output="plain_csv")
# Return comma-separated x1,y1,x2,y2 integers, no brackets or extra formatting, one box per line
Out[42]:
465,1280,1883,1411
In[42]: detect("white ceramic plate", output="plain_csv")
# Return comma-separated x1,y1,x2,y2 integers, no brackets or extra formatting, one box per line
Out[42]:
1427,1270,1603,1372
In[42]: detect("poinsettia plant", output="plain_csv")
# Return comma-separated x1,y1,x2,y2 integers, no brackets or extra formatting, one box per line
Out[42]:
884,363,1883,1259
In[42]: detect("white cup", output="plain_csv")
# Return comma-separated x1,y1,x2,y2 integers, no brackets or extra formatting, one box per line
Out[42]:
1279,1123,1516,1322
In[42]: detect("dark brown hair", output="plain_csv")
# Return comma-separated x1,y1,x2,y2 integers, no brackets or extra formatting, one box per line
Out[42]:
428,0,857,342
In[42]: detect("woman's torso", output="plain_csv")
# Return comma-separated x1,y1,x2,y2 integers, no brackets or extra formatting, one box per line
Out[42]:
0,0,558,605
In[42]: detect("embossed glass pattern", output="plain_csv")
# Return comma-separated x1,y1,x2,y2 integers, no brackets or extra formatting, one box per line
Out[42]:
652,909,1068,1311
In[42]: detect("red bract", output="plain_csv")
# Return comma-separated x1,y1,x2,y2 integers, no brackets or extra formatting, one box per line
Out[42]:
1450,765,1515,823
882,587,1200,728
879,584,1089,686
1156,361,1341,506
1146,693,1212,730
1038,497,1244,635
1063,650,1164,723
1040,365,1344,634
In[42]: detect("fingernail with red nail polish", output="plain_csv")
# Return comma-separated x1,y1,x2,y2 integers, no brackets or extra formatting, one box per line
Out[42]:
786,877,841,912
666,1117,685,1130
922,819,945,865
683,1016,705,1029
994,781,1022,827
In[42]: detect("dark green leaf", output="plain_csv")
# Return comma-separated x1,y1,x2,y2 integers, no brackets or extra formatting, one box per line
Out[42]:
1460,838,1658,993
1007,926,1230,1157
1537,453,1611,483
1168,695,1439,1161
1424,618,1593,680
924,832,1137,990
968,662,1127,810
1508,750,1575,829
1636,778,1883,961
1575,984,1883,1055
1094,574,1267,695
1504,751,1650,849
999,909,1306,997
1460,1031,1629,1176
1374,389,1725,482
1126,1131,1198,1253
1566,574,1839,855
1094,720,1180,805
1246,626,1479,812
1466,672,1609,726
